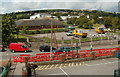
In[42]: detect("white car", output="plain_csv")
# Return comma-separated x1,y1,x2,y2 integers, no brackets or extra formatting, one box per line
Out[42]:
66,31,73,36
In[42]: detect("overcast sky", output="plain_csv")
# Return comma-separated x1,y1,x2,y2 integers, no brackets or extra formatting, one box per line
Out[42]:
1,0,120,14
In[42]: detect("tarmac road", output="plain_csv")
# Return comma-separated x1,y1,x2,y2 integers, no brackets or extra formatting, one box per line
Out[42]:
35,58,119,76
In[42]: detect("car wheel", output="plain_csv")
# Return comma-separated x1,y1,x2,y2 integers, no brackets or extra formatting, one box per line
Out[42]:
11,50,15,53
24,50,27,53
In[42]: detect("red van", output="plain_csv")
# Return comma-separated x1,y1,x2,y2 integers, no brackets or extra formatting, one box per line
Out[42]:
9,43,29,53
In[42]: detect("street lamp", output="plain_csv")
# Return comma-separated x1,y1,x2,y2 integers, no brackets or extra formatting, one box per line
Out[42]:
90,37,93,52
50,18,53,60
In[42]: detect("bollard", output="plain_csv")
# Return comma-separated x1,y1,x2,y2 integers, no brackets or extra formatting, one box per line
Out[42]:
91,52,95,60
60,54,66,62
112,50,117,57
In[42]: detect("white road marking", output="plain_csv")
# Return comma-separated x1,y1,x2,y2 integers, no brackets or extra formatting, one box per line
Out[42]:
85,61,118,67
60,67,70,77
48,73,65,75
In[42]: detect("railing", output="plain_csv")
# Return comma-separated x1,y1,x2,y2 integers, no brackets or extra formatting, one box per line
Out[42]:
12,47,119,63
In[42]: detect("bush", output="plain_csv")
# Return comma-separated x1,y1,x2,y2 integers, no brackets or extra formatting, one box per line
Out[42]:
23,28,67,34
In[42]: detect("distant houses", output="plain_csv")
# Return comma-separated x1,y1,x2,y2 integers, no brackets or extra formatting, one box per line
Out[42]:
15,18,64,30
30,13,52,20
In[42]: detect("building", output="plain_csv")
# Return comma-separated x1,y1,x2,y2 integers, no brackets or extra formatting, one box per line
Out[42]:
15,18,64,30
61,16,80,21
30,13,52,20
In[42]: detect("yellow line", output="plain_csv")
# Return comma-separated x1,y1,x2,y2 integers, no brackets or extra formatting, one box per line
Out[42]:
80,63,82,65
68,63,71,67
54,64,58,68
75,62,79,66
44,65,49,69
41,65,47,70
59,64,63,68
63,63,67,67
49,64,55,69
72,62,74,66
36,65,44,70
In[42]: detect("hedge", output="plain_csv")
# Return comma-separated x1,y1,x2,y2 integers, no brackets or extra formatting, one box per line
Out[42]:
20,28,68,34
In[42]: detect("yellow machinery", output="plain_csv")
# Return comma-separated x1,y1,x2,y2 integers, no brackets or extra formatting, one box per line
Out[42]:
72,30,87,38
95,27,107,34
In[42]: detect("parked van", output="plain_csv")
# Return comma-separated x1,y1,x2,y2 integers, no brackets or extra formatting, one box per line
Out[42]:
9,43,29,53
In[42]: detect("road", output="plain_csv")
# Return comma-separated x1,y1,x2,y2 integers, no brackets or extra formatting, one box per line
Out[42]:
35,58,119,76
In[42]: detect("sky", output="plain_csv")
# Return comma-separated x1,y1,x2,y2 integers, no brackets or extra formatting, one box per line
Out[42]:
1,0,120,14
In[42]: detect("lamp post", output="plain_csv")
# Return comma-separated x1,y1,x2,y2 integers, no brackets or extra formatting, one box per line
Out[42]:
50,19,53,60
90,37,93,52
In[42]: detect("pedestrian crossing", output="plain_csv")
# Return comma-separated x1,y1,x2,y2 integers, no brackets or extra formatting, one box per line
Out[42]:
35,62,85,70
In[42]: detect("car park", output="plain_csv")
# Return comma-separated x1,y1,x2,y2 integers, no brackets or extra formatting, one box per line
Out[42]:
39,45,56,52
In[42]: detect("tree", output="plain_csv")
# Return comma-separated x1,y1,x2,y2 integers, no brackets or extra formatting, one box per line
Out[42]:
2,14,19,44
111,17,120,31
103,16,112,28
79,16,89,26
22,25,29,34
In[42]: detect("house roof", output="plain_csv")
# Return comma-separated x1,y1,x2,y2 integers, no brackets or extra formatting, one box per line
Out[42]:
15,18,63,27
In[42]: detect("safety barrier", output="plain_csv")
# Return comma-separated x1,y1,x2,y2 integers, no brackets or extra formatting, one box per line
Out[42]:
12,47,119,63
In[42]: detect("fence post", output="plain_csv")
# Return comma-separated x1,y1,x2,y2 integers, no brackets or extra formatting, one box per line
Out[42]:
91,52,95,60
60,53,66,62
61,37,64,46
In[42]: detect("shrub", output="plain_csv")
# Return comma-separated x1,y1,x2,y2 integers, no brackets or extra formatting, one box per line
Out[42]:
23,28,67,34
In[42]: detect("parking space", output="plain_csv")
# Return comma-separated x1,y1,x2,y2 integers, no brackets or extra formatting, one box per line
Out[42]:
35,58,119,76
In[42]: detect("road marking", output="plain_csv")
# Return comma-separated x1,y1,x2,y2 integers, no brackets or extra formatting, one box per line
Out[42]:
41,65,47,70
79,63,81,65
85,61,118,67
102,59,112,63
44,65,49,69
54,64,58,68
60,67,70,77
47,73,65,75
49,64,54,69
59,64,63,68
68,63,71,66
72,62,74,66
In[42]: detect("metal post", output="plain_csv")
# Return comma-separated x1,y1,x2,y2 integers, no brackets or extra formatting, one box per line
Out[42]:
61,37,64,46
100,35,103,44
50,19,53,60
79,38,81,46
90,37,93,52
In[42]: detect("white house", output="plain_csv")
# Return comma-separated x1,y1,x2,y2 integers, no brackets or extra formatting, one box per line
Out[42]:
30,13,52,19
61,16,80,21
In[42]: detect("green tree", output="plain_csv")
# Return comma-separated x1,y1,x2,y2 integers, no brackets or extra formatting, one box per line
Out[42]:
2,14,19,44
111,17,120,31
103,16,112,28
22,25,29,34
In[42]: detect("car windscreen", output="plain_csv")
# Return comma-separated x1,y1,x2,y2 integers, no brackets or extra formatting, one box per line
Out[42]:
21,45,28,48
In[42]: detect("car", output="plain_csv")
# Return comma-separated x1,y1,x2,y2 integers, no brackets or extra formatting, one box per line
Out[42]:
39,45,56,52
9,43,29,53
66,31,73,36
70,46,81,50
53,47,71,52
0,47,5,52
